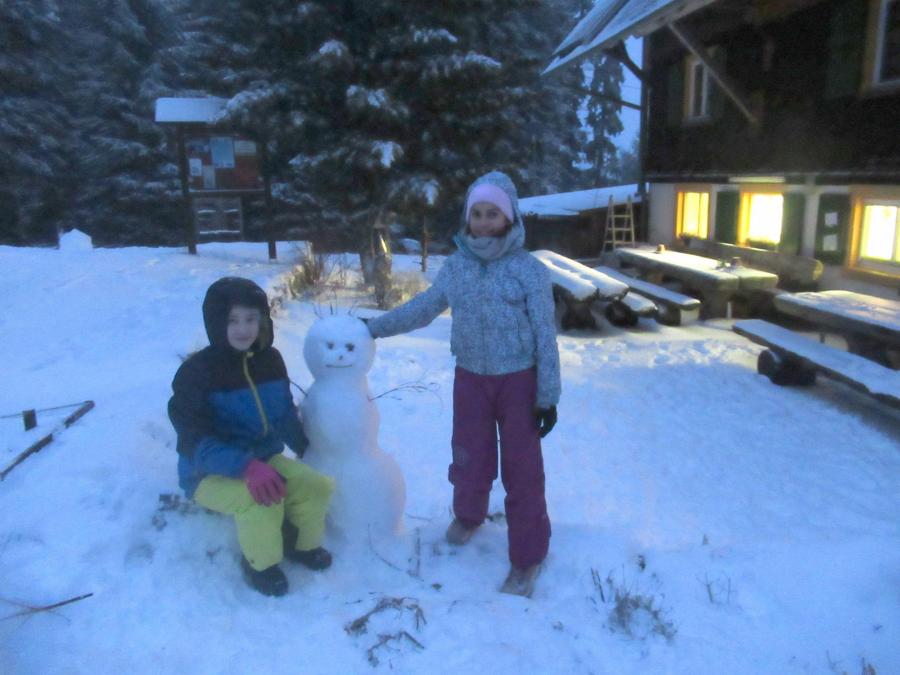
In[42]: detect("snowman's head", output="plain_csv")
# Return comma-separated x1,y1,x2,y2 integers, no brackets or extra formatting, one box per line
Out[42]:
304,315,375,380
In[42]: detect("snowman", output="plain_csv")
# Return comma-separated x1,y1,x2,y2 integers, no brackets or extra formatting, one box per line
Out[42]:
301,315,406,542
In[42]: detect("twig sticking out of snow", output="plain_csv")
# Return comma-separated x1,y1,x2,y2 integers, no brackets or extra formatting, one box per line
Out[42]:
407,528,422,579
366,631,425,667
369,379,440,403
1,592,93,621
367,528,405,574
344,595,426,637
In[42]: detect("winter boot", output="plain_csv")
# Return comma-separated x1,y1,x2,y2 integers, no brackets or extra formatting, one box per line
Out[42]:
445,518,478,546
285,546,333,570
282,519,332,570
499,563,542,598
241,557,288,597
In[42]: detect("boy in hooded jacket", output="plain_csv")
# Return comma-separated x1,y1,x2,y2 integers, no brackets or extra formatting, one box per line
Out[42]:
366,171,561,595
168,276,335,597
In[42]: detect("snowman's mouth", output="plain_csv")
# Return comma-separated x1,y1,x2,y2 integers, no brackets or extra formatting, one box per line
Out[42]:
325,364,353,368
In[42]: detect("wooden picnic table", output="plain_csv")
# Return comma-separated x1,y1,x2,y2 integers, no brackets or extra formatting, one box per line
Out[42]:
773,290,900,367
615,247,778,317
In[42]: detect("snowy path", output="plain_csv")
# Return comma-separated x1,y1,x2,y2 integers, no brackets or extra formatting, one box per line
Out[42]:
1,243,898,674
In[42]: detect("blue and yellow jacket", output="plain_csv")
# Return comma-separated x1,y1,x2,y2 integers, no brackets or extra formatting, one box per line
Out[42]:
168,277,308,497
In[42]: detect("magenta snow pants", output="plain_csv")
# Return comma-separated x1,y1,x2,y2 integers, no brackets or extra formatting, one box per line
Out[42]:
449,366,551,569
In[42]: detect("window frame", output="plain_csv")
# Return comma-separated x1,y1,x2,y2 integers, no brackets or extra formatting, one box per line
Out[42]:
736,186,785,248
848,186,900,279
683,54,711,122
866,0,900,90
675,187,711,239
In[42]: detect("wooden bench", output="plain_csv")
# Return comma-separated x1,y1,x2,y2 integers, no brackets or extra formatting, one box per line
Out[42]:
532,250,656,329
595,266,701,326
773,290,900,368
733,319,900,410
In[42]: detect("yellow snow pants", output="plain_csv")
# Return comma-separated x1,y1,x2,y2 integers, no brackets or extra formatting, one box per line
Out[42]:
194,454,335,571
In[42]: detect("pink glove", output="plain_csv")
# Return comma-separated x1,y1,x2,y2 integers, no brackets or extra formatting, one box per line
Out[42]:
243,459,286,506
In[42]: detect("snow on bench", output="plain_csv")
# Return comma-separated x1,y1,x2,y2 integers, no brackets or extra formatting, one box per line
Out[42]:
733,319,900,410
594,265,701,326
531,250,655,329
532,250,628,300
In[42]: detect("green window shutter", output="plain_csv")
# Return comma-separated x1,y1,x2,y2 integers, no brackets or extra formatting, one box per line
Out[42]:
815,193,851,264
825,0,867,98
666,60,684,127
714,191,740,244
779,194,806,255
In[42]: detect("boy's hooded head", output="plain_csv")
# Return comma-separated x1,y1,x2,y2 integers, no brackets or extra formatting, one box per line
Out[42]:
202,277,273,351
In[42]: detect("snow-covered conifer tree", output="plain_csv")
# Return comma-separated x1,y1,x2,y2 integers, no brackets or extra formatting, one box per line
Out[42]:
581,53,625,187
60,0,181,244
0,1,73,244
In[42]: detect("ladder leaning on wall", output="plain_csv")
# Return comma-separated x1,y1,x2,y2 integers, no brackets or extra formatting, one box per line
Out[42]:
601,195,636,252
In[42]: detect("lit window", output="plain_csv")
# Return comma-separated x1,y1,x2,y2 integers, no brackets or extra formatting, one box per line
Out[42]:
685,56,710,120
677,191,709,238
740,193,783,245
873,0,900,85
859,202,900,262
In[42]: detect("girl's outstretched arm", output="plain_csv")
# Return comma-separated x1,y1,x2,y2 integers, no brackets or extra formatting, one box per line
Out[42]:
366,265,450,338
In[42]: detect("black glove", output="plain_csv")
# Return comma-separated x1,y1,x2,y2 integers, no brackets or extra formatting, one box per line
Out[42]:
534,406,557,438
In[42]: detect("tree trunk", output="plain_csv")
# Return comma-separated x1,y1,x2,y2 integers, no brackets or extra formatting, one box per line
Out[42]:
421,215,430,273
373,224,393,309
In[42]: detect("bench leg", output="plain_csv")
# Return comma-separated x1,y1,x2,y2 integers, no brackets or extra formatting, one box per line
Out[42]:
604,300,639,328
757,349,816,386
699,290,732,319
557,299,598,330
656,306,679,326
845,334,892,368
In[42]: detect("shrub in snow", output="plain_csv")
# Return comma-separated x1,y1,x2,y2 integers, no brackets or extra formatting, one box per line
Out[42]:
385,271,429,308
608,588,677,642
593,568,677,642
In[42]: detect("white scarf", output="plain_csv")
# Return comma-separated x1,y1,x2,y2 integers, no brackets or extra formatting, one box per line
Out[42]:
459,225,525,261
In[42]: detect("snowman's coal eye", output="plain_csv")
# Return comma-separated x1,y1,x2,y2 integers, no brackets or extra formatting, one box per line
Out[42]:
346,343,355,352
326,342,334,349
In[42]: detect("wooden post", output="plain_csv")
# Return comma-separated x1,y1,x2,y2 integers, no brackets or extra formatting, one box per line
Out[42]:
176,126,197,255
638,38,650,245
260,139,276,260
421,215,430,273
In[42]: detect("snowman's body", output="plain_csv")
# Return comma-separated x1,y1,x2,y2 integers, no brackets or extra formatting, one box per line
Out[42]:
301,316,405,541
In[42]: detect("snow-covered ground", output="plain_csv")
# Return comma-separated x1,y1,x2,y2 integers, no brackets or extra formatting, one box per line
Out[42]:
1,240,898,675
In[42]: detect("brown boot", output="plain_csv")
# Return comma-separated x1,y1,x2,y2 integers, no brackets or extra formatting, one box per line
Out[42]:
445,518,478,545
499,563,542,598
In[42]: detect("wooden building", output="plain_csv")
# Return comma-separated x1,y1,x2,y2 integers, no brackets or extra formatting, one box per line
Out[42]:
520,184,643,258
547,0,900,296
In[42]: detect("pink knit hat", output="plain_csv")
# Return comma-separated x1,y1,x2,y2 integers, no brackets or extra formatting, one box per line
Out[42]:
466,183,515,223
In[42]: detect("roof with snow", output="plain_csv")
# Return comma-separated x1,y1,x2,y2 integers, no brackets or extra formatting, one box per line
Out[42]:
544,0,718,75
154,97,228,124
519,184,640,217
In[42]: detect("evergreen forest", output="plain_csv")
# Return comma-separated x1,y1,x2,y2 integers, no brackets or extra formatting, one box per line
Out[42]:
1,0,633,247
